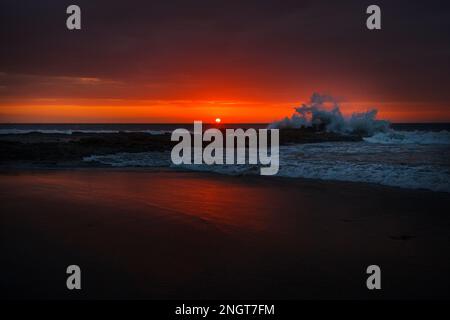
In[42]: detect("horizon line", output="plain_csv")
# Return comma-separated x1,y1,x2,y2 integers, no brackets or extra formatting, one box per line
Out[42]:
1,121,450,125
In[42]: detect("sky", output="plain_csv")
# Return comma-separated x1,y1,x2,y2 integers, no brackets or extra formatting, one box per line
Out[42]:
1,0,450,123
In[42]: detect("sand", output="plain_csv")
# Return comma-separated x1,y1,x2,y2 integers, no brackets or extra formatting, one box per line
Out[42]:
1,169,450,299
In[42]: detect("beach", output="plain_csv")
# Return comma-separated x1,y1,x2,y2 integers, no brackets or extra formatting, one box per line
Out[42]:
2,169,450,299
2,0,450,308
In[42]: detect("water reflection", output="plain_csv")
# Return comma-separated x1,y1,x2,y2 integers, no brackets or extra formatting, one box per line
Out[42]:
6,170,277,231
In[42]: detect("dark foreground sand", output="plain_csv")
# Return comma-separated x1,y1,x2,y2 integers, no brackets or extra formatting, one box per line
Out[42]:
1,169,450,299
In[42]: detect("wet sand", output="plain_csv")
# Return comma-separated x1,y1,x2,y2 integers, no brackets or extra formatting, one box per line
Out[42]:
1,169,450,299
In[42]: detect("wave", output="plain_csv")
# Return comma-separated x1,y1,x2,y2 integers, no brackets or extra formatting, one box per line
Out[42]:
83,152,170,167
82,141,450,192
363,130,450,145
170,160,449,193
277,143,450,192
269,93,390,136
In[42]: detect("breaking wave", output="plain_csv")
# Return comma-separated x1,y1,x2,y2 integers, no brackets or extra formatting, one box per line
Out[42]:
269,92,390,136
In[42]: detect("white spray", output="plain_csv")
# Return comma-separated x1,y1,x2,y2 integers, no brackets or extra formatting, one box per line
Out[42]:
268,93,390,136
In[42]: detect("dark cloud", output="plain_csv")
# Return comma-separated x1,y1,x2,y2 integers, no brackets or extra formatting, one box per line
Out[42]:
1,0,450,103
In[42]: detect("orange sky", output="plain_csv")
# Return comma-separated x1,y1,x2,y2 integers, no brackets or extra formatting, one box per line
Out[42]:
1,97,449,123
1,69,449,123
2,1,450,124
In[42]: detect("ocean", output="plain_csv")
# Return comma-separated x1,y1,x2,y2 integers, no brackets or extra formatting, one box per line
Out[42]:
1,123,449,192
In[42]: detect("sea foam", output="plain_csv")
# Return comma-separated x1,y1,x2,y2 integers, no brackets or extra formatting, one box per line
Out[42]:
363,130,450,145
83,140,450,192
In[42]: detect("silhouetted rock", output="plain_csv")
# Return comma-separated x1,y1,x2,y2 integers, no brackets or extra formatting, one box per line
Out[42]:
279,128,362,144
0,129,362,167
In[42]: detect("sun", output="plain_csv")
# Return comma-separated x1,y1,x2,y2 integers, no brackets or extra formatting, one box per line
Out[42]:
215,117,221,124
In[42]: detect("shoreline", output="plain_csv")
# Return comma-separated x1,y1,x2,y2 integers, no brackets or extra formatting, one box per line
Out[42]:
1,130,448,193
1,165,449,195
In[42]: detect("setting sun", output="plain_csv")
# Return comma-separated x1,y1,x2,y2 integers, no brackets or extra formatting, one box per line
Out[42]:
215,118,221,123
